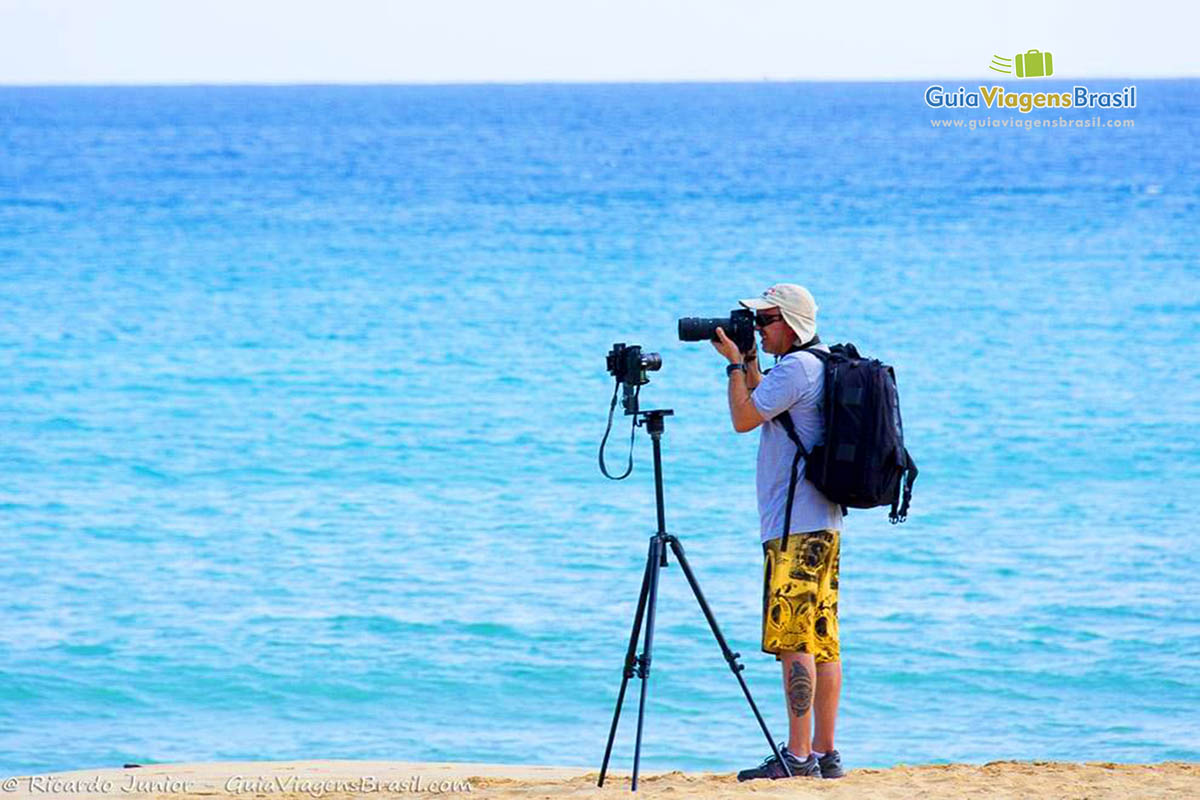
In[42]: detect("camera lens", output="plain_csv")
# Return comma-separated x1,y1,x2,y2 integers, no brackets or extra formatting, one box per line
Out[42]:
678,309,755,353
678,317,722,342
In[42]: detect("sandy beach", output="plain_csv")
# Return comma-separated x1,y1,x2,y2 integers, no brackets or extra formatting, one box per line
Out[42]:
7,759,1196,799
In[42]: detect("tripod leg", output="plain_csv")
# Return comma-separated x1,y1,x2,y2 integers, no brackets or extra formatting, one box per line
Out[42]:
598,536,657,788
666,536,792,777
630,534,664,792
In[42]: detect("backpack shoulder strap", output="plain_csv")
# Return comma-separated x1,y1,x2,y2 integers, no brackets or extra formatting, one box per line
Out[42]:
771,367,809,552
775,422,805,553
771,346,836,550
803,347,831,362
772,346,829,448
772,404,804,450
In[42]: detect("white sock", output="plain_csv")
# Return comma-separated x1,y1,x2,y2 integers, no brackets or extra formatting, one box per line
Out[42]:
811,751,825,759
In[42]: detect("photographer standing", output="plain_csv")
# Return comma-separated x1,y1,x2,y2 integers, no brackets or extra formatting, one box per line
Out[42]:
711,283,845,781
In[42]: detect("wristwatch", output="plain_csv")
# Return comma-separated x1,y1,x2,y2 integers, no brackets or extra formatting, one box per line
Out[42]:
726,363,747,377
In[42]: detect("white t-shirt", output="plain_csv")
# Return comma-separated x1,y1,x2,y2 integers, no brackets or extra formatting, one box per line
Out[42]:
750,349,843,542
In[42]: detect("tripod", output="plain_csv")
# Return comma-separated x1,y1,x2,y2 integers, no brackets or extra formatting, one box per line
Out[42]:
597,409,789,790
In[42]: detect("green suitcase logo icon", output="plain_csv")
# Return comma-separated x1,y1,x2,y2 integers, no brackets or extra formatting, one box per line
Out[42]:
1015,49,1053,78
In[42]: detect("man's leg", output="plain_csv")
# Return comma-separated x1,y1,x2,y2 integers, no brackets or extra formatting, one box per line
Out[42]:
737,649,822,781
779,651,816,756
813,660,841,753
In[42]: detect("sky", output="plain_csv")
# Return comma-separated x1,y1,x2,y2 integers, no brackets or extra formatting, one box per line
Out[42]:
0,0,1195,84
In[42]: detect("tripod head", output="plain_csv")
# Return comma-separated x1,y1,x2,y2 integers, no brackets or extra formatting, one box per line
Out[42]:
636,408,674,437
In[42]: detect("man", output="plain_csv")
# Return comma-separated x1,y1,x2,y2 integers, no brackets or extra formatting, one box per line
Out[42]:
710,283,845,781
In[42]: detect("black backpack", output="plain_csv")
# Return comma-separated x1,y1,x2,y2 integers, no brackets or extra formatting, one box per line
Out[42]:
773,343,917,550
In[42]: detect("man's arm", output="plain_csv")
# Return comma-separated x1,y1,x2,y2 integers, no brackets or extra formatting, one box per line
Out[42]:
745,350,763,390
727,368,767,432
713,328,767,433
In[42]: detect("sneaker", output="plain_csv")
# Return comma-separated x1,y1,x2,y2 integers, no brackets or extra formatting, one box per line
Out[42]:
817,749,845,779
736,745,821,781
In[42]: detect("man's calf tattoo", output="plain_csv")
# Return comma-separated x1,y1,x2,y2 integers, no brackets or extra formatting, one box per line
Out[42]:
787,662,813,717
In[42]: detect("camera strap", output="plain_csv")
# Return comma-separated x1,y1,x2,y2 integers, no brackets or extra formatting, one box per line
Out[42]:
598,378,638,480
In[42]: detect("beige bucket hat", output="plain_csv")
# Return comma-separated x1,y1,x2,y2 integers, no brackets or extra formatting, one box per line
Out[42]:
738,283,818,343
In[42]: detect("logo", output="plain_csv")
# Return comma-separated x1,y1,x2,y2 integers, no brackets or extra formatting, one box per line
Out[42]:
924,84,1136,113
927,48,1136,130
989,49,1054,78
925,48,1136,115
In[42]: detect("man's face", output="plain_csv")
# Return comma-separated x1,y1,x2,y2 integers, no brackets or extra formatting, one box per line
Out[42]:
755,306,798,354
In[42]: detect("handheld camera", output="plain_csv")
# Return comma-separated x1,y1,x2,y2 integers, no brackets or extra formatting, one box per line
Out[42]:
677,308,756,353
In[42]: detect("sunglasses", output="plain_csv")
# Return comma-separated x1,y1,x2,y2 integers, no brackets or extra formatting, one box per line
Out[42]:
754,312,784,327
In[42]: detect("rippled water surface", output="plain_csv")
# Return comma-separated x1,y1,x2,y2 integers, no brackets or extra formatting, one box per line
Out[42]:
0,83,1197,774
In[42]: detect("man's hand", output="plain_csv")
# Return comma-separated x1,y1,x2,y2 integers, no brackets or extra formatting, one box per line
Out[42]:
711,327,743,364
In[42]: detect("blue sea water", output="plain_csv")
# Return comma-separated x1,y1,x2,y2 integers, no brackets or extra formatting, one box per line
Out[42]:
0,82,1197,776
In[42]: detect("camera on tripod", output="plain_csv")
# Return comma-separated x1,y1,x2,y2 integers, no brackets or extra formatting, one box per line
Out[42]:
605,343,662,415
594,337,787,788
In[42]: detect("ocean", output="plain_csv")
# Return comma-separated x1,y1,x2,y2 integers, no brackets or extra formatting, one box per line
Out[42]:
0,82,1197,775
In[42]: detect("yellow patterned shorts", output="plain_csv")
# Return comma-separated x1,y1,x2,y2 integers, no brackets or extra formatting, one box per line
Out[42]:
761,529,840,663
